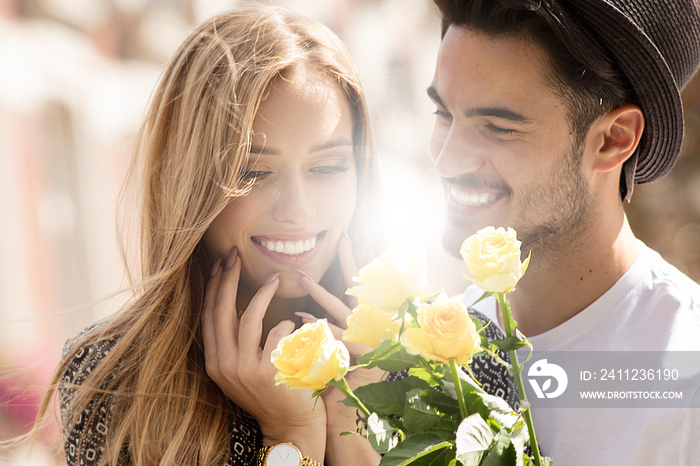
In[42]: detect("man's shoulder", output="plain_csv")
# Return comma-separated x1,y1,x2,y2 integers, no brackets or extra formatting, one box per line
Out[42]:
642,245,700,307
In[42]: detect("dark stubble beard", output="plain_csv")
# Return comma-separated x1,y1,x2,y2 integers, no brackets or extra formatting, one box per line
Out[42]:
514,139,594,264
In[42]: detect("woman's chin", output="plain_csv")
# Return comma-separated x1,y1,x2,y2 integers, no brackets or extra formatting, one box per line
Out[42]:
273,276,310,300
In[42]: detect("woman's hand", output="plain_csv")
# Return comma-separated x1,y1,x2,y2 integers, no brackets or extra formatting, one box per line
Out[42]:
202,247,326,461
297,235,382,465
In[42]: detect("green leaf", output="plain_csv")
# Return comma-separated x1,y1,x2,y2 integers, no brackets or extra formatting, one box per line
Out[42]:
356,339,423,372
418,388,462,418
402,389,443,435
469,291,493,307
490,336,528,352
442,366,488,402
454,413,493,466
367,412,401,454
408,365,447,387
480,428,517,466
348,378,430,416
378,433,452,466
466,391,518,426
498,296,519,337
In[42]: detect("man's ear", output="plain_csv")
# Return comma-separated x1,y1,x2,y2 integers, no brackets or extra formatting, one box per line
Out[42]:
590,104,644,173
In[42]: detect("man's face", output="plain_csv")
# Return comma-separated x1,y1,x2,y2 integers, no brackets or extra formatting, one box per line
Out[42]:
428,26,594,258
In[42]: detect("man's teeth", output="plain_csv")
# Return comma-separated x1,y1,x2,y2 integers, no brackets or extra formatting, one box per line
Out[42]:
450,187,499,207
260,236,317,256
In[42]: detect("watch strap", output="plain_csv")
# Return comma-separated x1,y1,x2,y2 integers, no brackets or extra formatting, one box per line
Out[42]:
256,444,323,466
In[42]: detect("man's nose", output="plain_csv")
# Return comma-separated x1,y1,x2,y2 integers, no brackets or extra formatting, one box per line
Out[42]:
430,126,485,179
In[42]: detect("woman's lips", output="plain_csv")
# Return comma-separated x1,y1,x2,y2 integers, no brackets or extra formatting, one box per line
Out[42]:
251,232,326,265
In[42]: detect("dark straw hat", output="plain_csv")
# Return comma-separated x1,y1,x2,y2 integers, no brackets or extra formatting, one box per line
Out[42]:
569,0,700,184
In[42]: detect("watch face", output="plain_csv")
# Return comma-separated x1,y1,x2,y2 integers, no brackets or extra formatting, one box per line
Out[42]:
266,444,302,466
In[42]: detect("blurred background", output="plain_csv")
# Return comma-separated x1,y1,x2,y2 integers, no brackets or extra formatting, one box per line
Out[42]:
1,0,699,463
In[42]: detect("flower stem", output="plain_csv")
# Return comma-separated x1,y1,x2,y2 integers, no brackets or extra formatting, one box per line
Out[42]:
334,378,372,418
449,359,468,420
496,293,543,466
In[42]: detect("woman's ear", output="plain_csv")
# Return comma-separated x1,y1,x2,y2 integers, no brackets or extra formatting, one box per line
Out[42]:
590,104,645,173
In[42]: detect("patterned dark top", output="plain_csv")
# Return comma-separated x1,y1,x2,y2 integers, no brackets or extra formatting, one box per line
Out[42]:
60,310,517,465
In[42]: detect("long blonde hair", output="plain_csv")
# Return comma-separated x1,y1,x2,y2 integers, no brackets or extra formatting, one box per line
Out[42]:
35,6,382,464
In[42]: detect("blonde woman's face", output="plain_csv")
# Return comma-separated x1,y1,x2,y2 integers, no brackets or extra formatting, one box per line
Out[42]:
203,70,358,298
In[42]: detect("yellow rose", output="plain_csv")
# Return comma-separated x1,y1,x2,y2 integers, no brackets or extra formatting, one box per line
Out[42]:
400,295,481,364
346,245,427,311
460,226,528,293
271,319,349,391
343,302,406,349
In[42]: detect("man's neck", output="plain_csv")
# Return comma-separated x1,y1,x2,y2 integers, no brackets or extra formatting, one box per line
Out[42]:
506,216,640,336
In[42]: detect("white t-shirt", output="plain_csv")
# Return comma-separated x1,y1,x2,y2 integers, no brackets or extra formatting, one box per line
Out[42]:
462,242,700,465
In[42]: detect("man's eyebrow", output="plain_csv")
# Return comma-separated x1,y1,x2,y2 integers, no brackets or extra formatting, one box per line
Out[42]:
426,86,445,108
465,107,532,123
427,86,532,123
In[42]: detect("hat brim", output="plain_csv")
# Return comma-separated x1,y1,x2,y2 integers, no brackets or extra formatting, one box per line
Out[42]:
572,0,684,184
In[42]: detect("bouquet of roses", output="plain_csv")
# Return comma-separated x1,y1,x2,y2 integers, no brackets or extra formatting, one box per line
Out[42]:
271,227,552,466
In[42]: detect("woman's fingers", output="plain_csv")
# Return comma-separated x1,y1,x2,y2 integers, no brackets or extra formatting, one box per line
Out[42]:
202,257,224,365
238,273,280,361
297,272,353,328
261,319,295,361
212,248,241,355
338,233,360,308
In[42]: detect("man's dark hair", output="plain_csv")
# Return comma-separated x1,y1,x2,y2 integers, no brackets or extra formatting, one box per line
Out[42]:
434,0,637,198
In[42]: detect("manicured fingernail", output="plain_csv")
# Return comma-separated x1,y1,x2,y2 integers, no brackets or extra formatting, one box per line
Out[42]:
210,257,222,277
265,272,280,284
225,247,238,268
294,268,315,283
295,312,318,323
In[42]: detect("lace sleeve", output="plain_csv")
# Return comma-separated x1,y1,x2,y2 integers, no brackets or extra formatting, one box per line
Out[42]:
59,330,118,466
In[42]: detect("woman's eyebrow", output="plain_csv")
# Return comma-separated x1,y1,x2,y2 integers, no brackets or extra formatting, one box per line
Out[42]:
249,137,352,156
310,136,353,153
249,145,277,155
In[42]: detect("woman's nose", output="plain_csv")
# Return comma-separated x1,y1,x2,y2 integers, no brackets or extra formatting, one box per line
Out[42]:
271,173,315,223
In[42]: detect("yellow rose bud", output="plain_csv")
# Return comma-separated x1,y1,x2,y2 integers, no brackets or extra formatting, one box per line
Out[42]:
346,245,427,311
271,319,349,392
343,302,406,349
400,295,481,364
460,226,528,293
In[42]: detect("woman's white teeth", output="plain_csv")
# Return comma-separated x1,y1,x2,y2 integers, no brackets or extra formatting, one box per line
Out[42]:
450,187,498,207
261,236,317,256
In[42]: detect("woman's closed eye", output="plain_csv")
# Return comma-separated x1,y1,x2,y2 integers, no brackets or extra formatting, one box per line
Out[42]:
310,164,350,177
241,169,271,182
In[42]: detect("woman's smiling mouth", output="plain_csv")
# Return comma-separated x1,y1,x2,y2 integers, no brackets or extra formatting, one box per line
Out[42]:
251,232,324,257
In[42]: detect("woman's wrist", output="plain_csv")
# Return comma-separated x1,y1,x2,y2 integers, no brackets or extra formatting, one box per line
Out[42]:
325,428,380,466
261,418,327,464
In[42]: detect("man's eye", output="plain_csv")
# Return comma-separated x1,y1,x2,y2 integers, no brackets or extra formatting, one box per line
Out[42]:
433,108,452,119
487,124,516,135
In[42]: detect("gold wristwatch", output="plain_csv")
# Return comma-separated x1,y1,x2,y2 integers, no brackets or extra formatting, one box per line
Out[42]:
256,443,323,466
